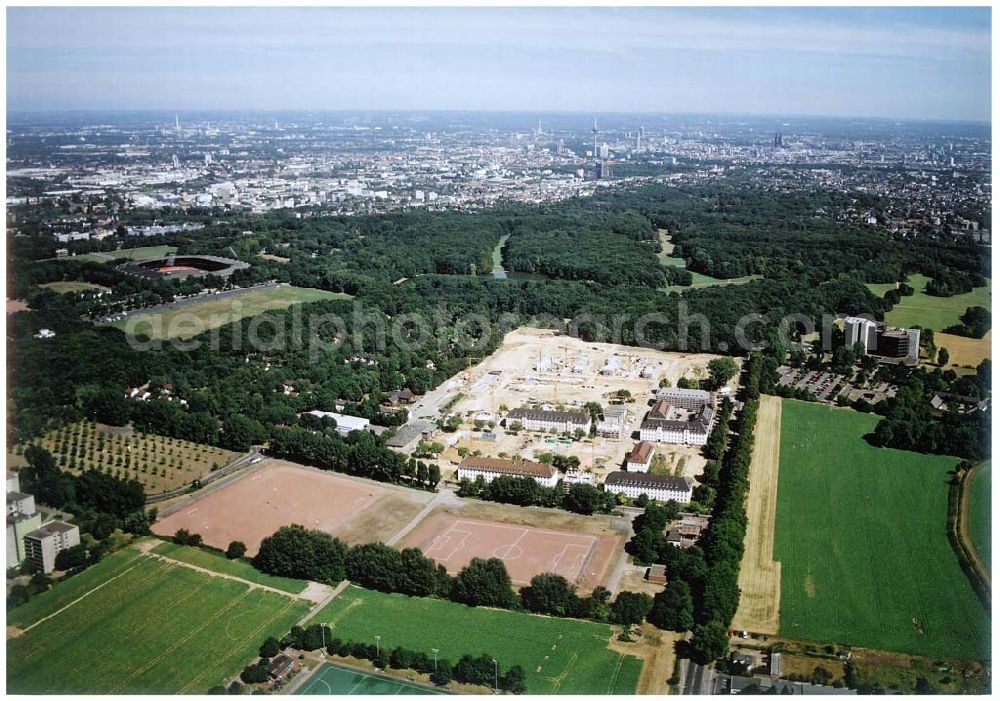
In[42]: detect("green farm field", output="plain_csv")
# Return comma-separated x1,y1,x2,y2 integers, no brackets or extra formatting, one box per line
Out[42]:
110,285,351,340
313,586,643,695
774,400,990,660
866,273,992,331
152,541,307,594
7,548,309,694
969,462,991,572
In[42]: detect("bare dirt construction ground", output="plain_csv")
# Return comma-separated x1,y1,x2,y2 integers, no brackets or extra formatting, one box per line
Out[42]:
439,328,731,482
152,460,431,555
730,394,782,635
399,500,626,592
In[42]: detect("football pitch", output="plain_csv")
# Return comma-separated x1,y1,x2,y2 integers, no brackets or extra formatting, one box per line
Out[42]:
774,400,990,660
314,586,643,694
110,285,352,340
7,548,310,694
298,662,448,695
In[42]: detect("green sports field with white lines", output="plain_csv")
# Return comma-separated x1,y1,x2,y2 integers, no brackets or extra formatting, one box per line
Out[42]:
7,548,309,694
314,586,642,695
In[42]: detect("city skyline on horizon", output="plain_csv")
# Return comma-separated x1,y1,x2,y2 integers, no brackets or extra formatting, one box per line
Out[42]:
6,6,992,122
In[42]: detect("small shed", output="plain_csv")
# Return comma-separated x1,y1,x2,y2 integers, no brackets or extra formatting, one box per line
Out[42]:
645,564,667,584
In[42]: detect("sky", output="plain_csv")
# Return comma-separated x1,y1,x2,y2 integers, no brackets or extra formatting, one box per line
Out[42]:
5,6,992,121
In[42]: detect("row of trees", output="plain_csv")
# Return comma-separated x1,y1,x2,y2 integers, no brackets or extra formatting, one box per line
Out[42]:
267,427,440,491
456,475,615,515
627,355,765,664
252,525,663,630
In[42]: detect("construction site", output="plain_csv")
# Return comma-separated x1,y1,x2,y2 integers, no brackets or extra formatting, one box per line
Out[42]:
433,328,738,484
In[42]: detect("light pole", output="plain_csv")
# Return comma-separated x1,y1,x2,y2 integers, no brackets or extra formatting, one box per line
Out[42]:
375,635,381,657
432,648,439,671
492,658,499,693
321,625,326,657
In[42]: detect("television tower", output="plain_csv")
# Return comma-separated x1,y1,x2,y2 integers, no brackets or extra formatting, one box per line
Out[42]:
592,117,599,157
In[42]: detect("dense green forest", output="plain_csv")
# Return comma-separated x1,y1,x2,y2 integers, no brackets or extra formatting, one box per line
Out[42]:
7,181,991,465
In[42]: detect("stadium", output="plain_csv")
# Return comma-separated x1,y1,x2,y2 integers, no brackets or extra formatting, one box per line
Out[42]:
122,254,250,280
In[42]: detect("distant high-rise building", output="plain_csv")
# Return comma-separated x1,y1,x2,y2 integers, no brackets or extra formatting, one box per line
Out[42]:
175,113,180,131
599,143,610,159
773,131,784,148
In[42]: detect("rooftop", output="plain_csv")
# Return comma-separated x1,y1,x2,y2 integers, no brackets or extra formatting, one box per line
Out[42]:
459,455,555,480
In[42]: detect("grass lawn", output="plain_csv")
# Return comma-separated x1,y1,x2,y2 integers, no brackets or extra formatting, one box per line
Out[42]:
774,400,989,660
110,286,352,340
39,281,109,294
868,273,992,331
313,586,642,695
298,662,447,695
491,234,510,272
933,330,992,371
152,540,307,594
70,245,178,263
7,549,309,694
969,462,991,572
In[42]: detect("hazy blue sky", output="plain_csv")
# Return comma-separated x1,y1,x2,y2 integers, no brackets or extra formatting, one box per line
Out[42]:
6,7,992,120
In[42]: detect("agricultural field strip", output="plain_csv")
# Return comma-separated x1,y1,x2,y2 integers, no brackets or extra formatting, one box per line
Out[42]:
731,394,781,634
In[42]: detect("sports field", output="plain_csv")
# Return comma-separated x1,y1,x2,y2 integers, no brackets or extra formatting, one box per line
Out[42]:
7,548,309,694
968,462,991,572
867,273,992,331
63,245,178,263
314,586,643,694
731,395,781,635
152,540,308,594
110,285,351,340
298,662,447,695
153,461,429,554
400,512,616,588
774,400,990,660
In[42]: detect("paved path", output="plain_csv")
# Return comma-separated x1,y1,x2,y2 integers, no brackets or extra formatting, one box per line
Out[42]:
137,540,329,602
297,580,351,626
385,486,455,546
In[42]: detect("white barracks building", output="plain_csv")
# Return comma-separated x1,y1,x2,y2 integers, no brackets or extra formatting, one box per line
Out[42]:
456,455,559,488
603,472,694,504
506,408,592,434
